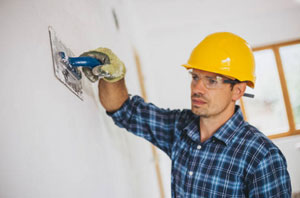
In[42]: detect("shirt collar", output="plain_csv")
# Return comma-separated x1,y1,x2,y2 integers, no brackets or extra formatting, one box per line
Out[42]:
183,106,245,145
213,105,245,145
183,115,201,143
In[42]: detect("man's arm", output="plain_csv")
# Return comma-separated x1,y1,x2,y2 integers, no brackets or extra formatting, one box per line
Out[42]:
247,149,291,197
98,78,129,112
81,47,182,156
99,74,184,156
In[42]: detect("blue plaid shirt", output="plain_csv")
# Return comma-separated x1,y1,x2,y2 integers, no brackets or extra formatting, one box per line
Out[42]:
108,95,291,198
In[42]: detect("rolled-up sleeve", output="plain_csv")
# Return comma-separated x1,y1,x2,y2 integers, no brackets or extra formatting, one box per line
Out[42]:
107,95,186,156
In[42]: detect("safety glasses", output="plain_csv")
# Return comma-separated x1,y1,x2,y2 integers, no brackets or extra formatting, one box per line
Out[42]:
188,71,254,98
189,71,237,89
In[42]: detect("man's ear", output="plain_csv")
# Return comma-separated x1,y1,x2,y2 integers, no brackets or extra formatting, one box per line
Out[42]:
232,82,247,101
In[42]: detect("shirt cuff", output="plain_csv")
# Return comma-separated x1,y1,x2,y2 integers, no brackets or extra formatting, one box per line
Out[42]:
106,95,140,123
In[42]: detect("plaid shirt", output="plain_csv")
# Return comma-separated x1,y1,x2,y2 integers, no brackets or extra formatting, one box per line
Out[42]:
108,95,291,198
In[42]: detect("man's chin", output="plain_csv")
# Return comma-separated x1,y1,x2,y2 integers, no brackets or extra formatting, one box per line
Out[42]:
191,106,208,117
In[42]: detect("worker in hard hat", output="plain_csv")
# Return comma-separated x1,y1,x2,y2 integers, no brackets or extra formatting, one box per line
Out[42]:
82,32,291,197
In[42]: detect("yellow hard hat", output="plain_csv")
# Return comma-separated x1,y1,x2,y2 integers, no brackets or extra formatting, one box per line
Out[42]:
182,32,256,88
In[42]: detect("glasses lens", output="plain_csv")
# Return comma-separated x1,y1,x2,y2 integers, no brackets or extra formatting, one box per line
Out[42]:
203,76,220,88
189,71,224,89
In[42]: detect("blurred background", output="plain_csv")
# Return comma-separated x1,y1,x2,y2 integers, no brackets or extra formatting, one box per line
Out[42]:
0,0,299,197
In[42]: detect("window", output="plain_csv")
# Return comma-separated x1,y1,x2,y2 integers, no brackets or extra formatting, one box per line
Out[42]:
280,44,300,130
240,40,300,139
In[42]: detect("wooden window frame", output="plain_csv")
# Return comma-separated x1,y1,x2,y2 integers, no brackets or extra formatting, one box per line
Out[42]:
240,39,300,139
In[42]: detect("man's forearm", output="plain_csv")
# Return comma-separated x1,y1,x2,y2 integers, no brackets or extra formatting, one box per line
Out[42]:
98,78,129,112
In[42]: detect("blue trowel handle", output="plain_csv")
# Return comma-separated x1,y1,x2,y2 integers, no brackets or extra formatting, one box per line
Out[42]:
68,56,103,69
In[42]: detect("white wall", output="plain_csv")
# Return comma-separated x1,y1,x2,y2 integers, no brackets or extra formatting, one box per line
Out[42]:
0,0,160,197
1,0,300,197
128,0,300,195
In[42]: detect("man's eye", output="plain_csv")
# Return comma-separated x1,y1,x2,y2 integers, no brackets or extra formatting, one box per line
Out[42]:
207,78,218,85
192,75,199,81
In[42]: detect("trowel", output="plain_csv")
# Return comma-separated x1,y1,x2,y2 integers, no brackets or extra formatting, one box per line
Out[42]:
48,26,103,100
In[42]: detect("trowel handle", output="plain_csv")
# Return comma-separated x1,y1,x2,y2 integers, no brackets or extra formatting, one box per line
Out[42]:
68,56,103,69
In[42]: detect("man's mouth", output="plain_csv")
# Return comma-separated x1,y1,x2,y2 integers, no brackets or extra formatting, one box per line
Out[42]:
191,98,207,106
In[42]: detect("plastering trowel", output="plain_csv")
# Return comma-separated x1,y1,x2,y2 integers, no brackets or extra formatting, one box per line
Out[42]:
48,26,103,100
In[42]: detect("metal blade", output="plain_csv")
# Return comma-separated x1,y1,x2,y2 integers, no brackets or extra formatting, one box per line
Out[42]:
48,26,83,100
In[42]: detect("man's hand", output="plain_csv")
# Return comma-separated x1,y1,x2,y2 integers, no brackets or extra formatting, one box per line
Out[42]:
80,48,126,83
80,47,129,111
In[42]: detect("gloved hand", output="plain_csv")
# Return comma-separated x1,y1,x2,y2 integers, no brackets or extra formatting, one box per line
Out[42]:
80,48,126,83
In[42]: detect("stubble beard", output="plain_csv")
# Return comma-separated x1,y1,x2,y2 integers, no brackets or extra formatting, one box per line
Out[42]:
191,93,232,119
191,105,210,117
192,98,233,119
191,93,210,117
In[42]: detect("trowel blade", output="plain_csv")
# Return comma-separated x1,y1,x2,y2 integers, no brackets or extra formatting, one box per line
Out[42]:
48,26,83,100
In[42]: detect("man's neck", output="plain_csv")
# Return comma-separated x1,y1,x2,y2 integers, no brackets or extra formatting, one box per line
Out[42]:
199,105,235,143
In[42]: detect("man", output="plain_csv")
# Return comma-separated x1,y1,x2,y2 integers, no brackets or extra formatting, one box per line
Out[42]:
82,32,291,197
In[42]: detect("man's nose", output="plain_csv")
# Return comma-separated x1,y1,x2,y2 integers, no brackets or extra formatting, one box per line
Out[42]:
191,79,207,94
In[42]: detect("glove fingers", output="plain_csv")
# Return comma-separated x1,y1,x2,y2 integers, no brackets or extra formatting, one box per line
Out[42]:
82,67,99,83
80,48,126,83
92,65,111,77
80,51,110,65
92,64,125,82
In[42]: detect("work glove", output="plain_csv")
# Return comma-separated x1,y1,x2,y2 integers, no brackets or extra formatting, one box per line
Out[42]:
80,48,126,83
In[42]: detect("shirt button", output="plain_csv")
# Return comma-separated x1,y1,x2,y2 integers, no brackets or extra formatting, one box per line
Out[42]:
197,145,202,150
189,171,193,176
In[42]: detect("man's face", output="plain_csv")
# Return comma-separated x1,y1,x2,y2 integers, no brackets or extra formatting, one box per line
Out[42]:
190,69,235,118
